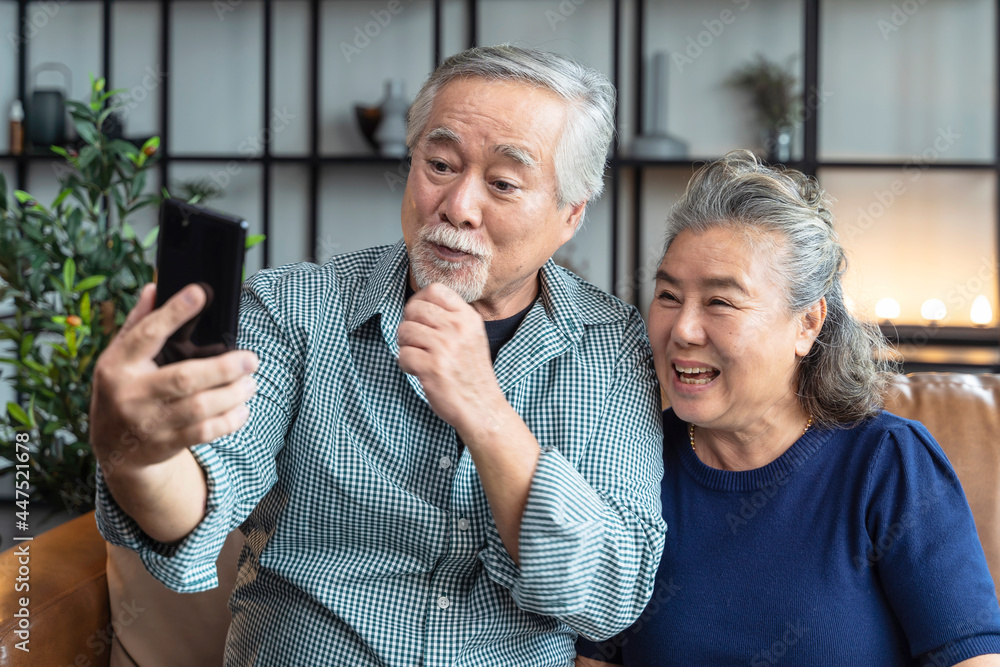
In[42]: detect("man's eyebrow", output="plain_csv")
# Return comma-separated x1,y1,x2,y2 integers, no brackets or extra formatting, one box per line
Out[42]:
492,144,538,169
423,128,536,168
655,269,749,296
655,270,679,285
424,126,461,145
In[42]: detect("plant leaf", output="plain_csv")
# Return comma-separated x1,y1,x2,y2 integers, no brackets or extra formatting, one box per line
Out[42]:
98,88,126,103
245,234,266,250
7,402,30,426
74,275,106,293
66,327,77,357
130,169,148,200
74,119,100,147
19,333,34,359
78,145,101,170
23,358,47,375
63,258,76,290
52,188,73,209
141,227,159,249
111,185,125,213
109,139,139,161
0,321,20,341
14,190,34,204
81,292,92,326
65,100,93,118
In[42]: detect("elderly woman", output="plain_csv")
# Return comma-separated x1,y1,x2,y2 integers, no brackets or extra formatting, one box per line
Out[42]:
577,151,1000,666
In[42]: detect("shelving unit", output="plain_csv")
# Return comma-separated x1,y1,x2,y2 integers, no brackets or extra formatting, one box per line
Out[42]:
1,0,998,370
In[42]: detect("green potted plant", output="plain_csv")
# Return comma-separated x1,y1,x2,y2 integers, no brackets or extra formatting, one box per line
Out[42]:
0,77,261,519
727,54,801,163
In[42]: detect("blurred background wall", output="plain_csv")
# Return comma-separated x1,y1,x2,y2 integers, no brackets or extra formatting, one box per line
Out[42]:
0,0,996,358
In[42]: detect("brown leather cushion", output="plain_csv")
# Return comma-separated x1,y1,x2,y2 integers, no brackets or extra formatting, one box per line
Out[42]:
886,372,1000,599
106,530,245,667
0,511,112,667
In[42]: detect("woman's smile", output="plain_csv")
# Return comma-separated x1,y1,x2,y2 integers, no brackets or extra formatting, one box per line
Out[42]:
672,361,721,386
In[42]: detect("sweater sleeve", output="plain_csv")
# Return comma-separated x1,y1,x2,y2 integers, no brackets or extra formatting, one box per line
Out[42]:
864,420,1000,664
94,268,308,592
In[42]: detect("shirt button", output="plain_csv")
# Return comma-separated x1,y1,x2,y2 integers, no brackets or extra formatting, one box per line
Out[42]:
457,517,470,531
439,456,452,469
437,595,451,610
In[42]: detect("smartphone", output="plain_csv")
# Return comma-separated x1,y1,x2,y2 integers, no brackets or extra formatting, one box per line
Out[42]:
153,198,249,366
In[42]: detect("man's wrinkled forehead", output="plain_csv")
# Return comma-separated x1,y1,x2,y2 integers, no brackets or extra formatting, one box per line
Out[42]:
421,125,539,169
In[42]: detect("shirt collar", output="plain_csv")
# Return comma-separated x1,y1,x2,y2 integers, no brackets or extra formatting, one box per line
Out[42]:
346,240,409,350
535,258,586,345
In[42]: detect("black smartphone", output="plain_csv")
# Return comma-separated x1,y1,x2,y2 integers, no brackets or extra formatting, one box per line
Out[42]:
153,198,249,366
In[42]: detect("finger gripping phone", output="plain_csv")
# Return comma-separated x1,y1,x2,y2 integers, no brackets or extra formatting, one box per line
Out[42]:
154,198,249,366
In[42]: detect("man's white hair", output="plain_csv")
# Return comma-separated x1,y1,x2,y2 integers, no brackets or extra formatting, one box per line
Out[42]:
406,45,616,211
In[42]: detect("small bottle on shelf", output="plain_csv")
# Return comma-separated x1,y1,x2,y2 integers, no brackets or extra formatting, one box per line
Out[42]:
9,100,25,156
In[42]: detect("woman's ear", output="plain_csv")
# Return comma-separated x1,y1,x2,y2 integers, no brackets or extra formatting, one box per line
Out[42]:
795,297,827,357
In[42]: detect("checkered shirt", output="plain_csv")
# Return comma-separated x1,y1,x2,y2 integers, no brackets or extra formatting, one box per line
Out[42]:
95,240,666,666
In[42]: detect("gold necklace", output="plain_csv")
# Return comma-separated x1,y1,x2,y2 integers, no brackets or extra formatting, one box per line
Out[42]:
689,416,814,452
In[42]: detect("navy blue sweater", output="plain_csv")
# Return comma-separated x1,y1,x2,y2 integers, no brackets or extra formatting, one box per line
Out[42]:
577,409,1000,665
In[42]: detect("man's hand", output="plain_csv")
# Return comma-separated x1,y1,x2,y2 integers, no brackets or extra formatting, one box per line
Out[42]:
90,282,258,473
397,283,506,439
88,282,258,543
398,282,541,564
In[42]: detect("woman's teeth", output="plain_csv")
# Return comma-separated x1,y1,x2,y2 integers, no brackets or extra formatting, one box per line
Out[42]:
674,364,720,385
674,365,713,373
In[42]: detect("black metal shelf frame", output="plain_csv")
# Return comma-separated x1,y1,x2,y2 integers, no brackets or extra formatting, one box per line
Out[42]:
3,0,999,353
5,150,996,172
619,0,1000,350
4,0,444,267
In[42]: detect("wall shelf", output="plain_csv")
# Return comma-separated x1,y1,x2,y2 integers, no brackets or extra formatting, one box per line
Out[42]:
880,325,1000,347
819,161,997,171
2,0,998,369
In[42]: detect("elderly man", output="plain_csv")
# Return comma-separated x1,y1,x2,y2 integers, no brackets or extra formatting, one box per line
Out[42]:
90,45,665,666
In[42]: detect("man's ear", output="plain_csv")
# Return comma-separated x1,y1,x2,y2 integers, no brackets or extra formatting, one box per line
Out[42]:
560,200,587,243
795,297,827,357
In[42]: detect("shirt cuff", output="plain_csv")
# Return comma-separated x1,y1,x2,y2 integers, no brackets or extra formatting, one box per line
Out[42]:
93,443,236,593
919,634,1000,666
510,446,605,615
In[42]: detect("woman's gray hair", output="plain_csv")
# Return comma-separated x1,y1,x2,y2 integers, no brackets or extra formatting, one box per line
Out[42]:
406,45,616,210
662,150,896,428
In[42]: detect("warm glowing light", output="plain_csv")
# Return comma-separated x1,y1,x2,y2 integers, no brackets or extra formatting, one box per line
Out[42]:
971,295,993,326
874,298,901,320
921,299,947,322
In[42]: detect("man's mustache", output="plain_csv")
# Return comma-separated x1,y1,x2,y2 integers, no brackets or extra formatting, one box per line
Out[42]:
419,226,492,260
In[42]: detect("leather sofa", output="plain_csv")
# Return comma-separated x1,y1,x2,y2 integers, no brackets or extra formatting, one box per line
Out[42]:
2,372,999,666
